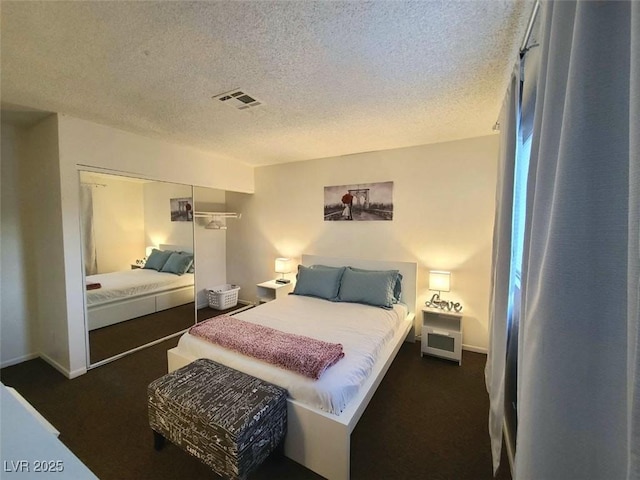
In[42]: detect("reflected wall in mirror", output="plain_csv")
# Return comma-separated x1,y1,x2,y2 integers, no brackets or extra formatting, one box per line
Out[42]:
80,171,195,366
193,186,233,323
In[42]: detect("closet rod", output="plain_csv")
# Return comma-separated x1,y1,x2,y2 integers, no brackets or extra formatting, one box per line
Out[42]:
193,211,241,219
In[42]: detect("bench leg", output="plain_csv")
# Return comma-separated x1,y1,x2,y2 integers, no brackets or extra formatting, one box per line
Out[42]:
153,430,165,451
274,438,285,457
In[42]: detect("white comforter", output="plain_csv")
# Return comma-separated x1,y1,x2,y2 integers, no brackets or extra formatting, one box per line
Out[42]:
176,294,408,415
86,269,194,307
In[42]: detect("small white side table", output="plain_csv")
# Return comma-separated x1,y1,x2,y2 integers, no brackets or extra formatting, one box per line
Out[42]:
421,307,464,365
256,280,294,304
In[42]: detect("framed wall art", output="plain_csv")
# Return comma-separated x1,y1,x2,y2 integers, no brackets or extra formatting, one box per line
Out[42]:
323,181,393,221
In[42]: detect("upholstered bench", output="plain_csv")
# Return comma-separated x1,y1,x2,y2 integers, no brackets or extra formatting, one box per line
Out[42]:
148,358,287,480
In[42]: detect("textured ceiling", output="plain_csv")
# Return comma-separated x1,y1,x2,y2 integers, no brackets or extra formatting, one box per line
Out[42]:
1,1,533,166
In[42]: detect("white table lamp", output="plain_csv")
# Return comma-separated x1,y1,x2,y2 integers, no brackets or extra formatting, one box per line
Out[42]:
426,270,461,312
429,271,451,294
275,258,292,284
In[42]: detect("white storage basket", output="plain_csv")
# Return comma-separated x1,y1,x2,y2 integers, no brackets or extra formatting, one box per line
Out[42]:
207,284,241,310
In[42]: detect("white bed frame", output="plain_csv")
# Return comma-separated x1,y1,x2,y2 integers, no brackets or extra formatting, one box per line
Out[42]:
167,255,417,480
87,244,194,331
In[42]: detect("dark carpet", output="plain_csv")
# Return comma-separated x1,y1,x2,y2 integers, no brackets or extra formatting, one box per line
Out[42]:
89,303,247,364
1,339,510,480
89,303,195,363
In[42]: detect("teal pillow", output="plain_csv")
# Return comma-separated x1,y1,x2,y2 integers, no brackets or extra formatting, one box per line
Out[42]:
310,264,343,270
161,252,193,275
143,249,173,271
314,265,402,303
178,252,195,273
348,267,402,303
292,265,345,301
337,267,399,308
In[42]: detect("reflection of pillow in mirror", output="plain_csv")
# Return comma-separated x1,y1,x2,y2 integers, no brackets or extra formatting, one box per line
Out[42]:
179,252,195,273
144,249,172,271
161,252,193,275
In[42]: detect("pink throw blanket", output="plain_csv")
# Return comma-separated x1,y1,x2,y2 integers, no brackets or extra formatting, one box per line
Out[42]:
189,315,344,380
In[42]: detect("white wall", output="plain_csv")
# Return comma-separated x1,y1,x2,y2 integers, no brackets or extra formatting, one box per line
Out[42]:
227,135,498,350
23,116,72,373
1,124,37,367
2,111,496,371
57,115,254,192
81,172,146,273
143,181,193,252
81,173,199,273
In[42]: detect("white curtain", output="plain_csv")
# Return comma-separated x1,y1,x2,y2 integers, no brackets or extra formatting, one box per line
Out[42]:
485,65,519,475
515,1,639,479
80,184,98,276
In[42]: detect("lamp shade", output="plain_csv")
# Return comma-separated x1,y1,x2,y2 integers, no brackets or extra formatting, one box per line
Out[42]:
429,271,451,292
145,246,155,257
275,257,292,274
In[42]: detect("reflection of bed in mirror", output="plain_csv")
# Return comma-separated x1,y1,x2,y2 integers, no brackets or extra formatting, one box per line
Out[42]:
86,244,194,331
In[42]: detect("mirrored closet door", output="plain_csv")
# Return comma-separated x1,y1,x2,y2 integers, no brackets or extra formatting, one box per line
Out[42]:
80,171,196,366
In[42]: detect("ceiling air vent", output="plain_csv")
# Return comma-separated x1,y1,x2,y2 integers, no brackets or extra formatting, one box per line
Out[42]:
212,89,263,110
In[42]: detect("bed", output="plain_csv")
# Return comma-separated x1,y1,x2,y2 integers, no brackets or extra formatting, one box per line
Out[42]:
167,254,417,480
86,244,195,331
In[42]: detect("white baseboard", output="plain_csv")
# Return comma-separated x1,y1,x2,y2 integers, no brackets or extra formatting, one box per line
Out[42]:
197,301,208,309
68,366,88,379
0,352,39,369
39,353,86,379
462,344,488,354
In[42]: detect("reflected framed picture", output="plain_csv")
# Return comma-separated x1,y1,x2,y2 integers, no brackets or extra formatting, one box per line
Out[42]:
170,197,193,222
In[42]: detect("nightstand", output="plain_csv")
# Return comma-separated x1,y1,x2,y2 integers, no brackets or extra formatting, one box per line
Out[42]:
256,280,294,304
131,263,142,269
421,307,463,365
